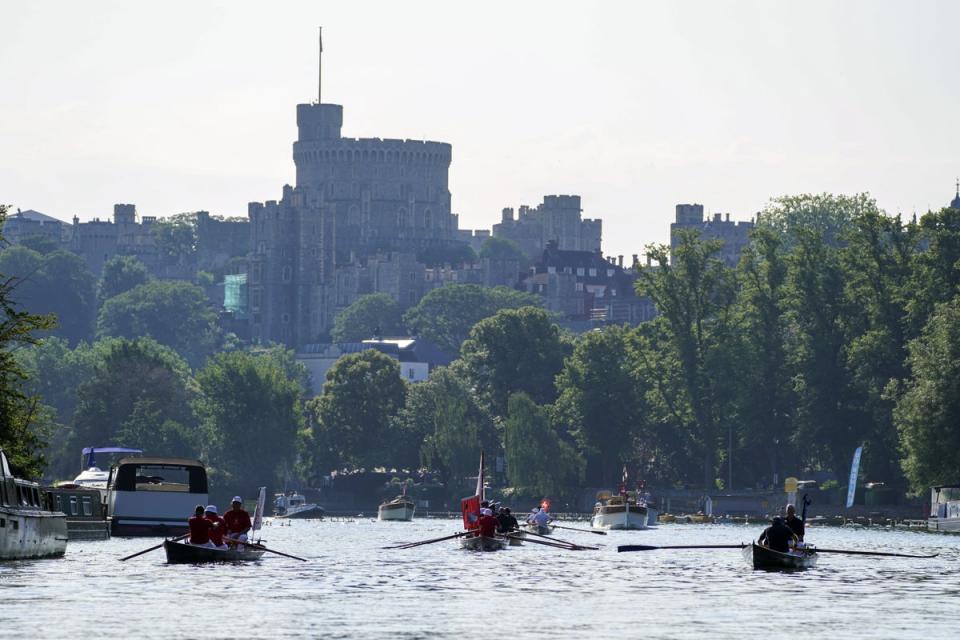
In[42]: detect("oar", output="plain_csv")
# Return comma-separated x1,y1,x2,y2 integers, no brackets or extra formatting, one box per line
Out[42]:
618,544,746,552
552,524,607,536
809,547,938,559
224,536,307,562
384,531,465,550
518,529,599,549
120,533,190,561
508,533,594,551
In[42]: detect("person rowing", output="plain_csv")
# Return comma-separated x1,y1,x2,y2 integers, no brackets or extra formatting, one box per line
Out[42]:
531,507,552,529
223,495,252,549
758,516,798,553
204,505,228,550
188,504,215,548
497,507,519,534
476,508,499,539
784,504,805,543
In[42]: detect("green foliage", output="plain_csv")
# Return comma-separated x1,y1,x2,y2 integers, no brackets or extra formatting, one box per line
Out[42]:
479,236,527,262
417,242,477,267
152,213,198,265
403,284,542,353
97,279,220,368
460,306,570,418
330,293,404,342
97,255,150,307
15,234,60,255
555,326,647,486
894,297,960,492
503,393,583,496
307,349,408,472
71,338,199,461
195,350,305,496
0,245,96,344
757,193,871,247
400,366,497,494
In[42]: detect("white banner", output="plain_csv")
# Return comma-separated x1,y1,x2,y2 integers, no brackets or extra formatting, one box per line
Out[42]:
251,486,266,538
846,446,863,509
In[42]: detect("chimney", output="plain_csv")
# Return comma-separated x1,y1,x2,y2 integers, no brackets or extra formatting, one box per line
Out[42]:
713,213,722,223
617,255,623,267
632,254,638,268
725,213,730,222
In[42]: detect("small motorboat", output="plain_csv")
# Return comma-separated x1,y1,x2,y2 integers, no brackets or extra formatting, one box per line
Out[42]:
743,542,818,570
591,491,649,530
459,535,508,552
273,492,325,520
163,539,265,564
378,495,415,521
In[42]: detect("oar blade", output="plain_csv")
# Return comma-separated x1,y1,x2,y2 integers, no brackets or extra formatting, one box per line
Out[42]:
617,544,659,552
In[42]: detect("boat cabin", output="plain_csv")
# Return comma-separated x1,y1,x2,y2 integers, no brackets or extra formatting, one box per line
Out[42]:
44,486,110,540
928,485,960,533
0,448,68,560
106,457,208,537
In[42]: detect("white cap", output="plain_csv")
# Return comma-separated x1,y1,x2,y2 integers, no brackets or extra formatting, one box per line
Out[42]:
204,505,218,514
481,508,493,516
232,496,242,503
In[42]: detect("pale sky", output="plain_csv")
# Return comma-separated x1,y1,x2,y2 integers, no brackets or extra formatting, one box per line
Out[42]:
2,1,958,258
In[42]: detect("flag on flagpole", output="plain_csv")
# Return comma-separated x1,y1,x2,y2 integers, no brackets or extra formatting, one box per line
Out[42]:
461,495,481,530
476,451,485,500
250,487,266,540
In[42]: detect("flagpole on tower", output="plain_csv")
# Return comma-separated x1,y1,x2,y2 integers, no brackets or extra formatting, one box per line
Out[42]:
318,26,323,104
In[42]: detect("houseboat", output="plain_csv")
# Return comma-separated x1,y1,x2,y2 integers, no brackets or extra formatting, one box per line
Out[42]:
0,448,68,560
591,490,649,530
44,486,110,540
378,495,416,521
106,457,208,536
928,485,960,533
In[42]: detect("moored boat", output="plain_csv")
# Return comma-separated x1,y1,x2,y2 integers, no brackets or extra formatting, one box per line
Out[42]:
743,542,818,570
273,492,325,519
163,539,265,564
592,491,649,530
106,457,209,537
460,534,508,552
378,495,415,521
44,485,110,540
928,485,960,533
0,448,68,560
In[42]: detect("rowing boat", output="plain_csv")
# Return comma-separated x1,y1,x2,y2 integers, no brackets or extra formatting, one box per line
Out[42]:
163,539,265,564
459,535,508,552
743,542,818,570
506,531,524,546
524,523,554,536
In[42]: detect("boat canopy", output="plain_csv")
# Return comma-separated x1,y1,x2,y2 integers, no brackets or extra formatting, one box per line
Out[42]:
110,458,207,493
82,447,143,468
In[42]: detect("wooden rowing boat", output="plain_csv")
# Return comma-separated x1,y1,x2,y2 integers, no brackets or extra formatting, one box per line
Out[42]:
459,535,508,552
524,523,554,536
163,539,265,564
743,542,817,570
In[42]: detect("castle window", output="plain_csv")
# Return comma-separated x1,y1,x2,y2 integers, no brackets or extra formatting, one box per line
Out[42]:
251,289,262,311
398,207,408,228
577,268,585,276
282,266,292,283
281,313,290,324
424,209,433,228
589,268,597,277
251,263,262,284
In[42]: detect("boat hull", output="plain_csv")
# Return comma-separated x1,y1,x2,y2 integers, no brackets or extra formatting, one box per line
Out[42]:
523,523,554,536
459,535,508,552
0,508,68,561
274,505,325,520
163,540,265,564
743,543,818,570
592,504,649,530
378,502,415,521
928,517,960,533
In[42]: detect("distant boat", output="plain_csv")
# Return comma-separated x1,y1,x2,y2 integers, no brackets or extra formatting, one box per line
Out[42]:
106,456,208,536
743,542,818,570
273,492,325,519
928,485,960,533
591,490,649,530
378,495,415,521
0,448,68,560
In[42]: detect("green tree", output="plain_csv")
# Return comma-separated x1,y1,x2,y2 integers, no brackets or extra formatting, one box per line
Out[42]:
503,393,582,496
0,246,96,344
460,306,569,418
403,284,542,353
71,338,198,460
330,293,404,342
97,280,220,367
399,366,497,495
15,234,60,255
757,193,870,247
905,206,960,337
152,212,198,267
894,297,960,492
195,351,305,496
555,326,646,486
635,232,739,489
479,236,527,262
416,243,477,267
307,350,408,471
98,255,150,307
0,206,56,476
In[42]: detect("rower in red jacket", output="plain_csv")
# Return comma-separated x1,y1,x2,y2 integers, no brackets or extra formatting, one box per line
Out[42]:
477,508,499,538
204,505,227,549
223,496,253,547
188,504,214,547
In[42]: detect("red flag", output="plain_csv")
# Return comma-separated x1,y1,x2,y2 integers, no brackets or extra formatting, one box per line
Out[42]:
461,495,481,530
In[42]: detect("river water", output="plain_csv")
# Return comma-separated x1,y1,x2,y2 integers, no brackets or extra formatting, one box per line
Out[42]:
2,519,957,639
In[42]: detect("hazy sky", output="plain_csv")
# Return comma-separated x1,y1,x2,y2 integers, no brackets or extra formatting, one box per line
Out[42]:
2,1,958,258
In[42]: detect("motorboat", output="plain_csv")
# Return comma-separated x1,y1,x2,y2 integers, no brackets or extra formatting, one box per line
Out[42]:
273,492,325,519
591,491,649,530
928,485,960,533
0,448,68,560
743,542,818,570
106,457,208,536
63,447,143,496
378,495,415,521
